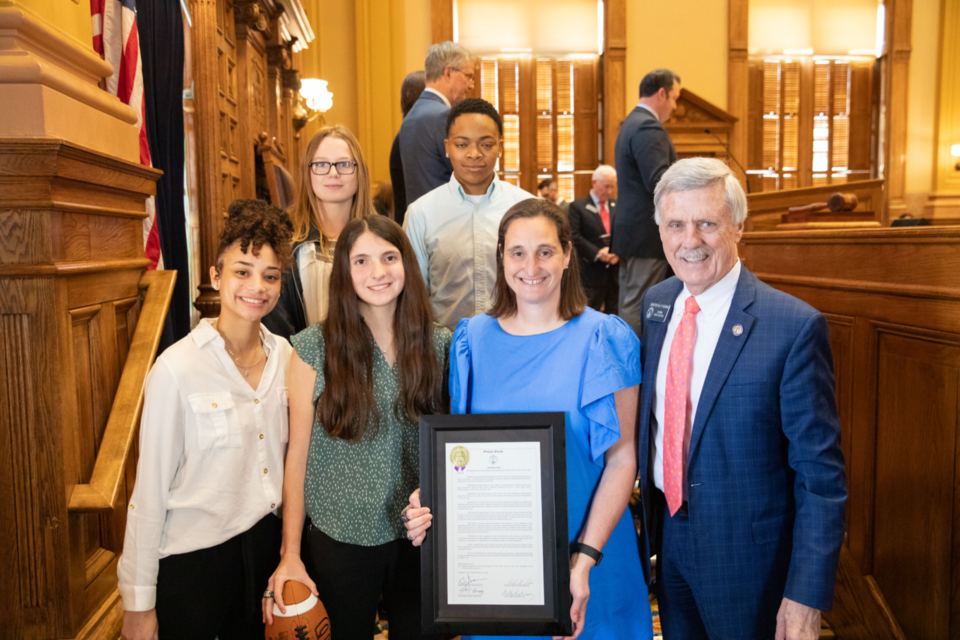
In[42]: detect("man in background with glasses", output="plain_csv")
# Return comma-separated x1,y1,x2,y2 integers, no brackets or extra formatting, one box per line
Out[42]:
399,41,474,210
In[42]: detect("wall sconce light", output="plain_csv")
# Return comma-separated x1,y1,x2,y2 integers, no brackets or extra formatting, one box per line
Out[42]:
952,144,960,171
294,79,333,131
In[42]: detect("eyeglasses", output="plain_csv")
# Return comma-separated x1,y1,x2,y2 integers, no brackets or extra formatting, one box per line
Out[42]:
309,161,358,176
455,68,475,83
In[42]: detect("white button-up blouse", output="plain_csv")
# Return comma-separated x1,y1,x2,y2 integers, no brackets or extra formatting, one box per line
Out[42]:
117,318,292,611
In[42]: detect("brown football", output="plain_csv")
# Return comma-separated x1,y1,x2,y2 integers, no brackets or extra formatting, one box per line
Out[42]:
265,580,331,640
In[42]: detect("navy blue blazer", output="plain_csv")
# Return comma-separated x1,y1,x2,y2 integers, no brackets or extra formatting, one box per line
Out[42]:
611,107,676,259
398,92,453,206
637,267,847,622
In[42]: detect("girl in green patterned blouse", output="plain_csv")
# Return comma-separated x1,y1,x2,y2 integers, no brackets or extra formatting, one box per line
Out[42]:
263,215,451,640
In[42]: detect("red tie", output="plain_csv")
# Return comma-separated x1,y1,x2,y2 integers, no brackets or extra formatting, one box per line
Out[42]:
598,200,611,234
663,296,700,516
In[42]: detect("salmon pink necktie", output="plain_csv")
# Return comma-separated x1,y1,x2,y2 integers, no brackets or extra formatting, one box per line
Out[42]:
663,296,700,516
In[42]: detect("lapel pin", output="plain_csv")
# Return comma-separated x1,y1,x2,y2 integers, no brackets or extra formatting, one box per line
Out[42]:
732,324,743,336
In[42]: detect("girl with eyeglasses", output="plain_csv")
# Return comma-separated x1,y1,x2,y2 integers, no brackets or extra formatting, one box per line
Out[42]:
263,125,376,340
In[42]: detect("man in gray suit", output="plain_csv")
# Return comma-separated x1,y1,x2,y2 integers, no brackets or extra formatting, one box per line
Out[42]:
612,69,681,335
399,41,474,207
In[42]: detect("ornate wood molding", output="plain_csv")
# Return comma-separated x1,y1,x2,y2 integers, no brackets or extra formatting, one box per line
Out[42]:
234,0,272,38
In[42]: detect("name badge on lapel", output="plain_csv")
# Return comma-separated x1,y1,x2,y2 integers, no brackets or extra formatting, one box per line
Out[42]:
586,204,598,213
645,302,671,323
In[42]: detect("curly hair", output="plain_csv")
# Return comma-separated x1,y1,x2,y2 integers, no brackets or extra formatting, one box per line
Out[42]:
216,199,294,273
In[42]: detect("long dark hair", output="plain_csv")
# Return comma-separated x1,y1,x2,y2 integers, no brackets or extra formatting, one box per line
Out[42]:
317,215,442,441
488,198,587,320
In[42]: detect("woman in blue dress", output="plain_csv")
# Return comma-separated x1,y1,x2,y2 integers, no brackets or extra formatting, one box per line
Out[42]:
403,198,653,640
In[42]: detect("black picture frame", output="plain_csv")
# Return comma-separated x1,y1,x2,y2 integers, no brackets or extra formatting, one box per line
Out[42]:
419,412,572,636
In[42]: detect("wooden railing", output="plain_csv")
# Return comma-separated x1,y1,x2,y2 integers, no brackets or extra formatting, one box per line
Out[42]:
745,179,885,231
68,270,176,513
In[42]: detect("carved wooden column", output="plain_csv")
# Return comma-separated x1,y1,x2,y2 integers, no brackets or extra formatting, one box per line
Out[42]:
189,0,229,318
235,0,276,203
727,0,749,187
603,0,627,166
266,30,295,166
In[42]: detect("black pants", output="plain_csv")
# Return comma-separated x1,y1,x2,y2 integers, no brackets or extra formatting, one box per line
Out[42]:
155,513,281,640
303,525,421,640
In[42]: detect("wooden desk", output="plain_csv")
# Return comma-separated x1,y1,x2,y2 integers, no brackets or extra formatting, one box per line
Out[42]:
740,226,960,640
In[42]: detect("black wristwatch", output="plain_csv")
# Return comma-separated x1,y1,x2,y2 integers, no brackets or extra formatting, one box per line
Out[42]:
571,542,603,566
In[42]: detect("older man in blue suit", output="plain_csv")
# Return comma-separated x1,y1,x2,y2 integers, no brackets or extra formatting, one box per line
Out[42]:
636,158,847,640
399,41,473,208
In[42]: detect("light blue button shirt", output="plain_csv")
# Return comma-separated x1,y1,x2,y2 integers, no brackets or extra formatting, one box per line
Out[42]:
403,174,534,329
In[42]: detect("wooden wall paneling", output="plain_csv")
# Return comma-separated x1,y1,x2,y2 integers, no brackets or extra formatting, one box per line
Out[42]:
602,0,626,168
872,325,959,640
518,56,537,194
727,0,749,187
431,0,453,44
0,278,63,638
739,226,960,639
823,313,855,535
849,317,879,574
0,139,160,638
573,58,599,198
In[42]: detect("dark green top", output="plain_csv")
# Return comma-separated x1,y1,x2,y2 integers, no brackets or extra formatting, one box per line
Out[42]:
291,322,452,546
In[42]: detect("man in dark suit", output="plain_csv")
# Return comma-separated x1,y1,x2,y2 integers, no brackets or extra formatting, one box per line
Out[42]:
636,158,847,640
613,68,681,335
389,70,425,226
399,41,473,207
568,165,619,313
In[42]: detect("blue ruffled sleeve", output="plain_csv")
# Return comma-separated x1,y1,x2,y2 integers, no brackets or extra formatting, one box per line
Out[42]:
448,318,472,414
580,314,642,464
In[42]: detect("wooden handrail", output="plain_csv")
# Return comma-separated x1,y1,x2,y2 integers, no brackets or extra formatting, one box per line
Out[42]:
68,270,176,513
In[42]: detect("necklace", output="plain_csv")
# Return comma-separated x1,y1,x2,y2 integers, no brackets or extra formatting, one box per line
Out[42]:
216,322,265,377
225,340,264,377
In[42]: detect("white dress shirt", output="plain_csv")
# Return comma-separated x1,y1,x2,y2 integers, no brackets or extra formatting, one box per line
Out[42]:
637,102,660,121
404,173,533,328
423,87,451,108
117,319,292,611
653,260,741,497
296,239,335,325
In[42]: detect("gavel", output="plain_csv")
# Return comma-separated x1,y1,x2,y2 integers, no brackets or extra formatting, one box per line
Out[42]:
787,193,859,216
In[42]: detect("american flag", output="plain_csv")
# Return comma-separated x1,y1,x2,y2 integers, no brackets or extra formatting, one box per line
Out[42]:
90,0,162,270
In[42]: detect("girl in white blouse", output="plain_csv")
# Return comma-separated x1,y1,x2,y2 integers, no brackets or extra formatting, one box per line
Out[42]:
119,200,294,640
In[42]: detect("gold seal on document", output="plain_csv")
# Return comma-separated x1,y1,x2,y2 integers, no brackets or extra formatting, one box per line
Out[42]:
450,446,470,470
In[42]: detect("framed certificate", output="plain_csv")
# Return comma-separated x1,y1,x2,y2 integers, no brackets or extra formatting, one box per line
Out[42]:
419,412,572,636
